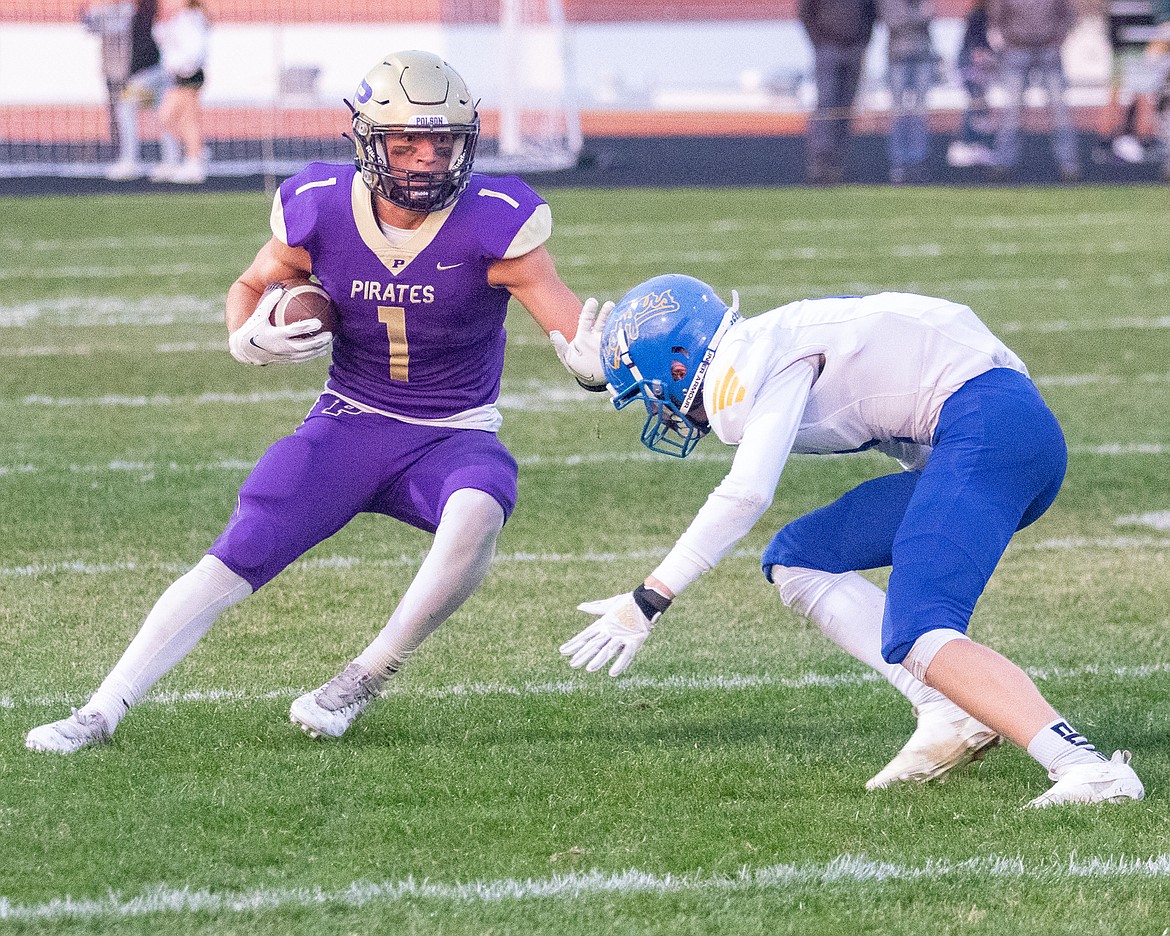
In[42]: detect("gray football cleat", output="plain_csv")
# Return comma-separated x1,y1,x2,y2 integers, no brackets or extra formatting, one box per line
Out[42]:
1026,750,1144,808
290,663,383,739
25,709,112,754
866,699,1002,790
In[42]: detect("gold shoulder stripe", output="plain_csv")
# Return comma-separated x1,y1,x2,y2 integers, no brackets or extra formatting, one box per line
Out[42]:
712,367,743,415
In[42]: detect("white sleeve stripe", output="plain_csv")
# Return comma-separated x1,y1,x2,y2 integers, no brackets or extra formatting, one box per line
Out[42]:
294,177,337,196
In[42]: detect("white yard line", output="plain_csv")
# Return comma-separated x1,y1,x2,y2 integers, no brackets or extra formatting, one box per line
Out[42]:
5,662,1169,712
0,234,246,252
0,295,223,327
1116,511,1170,531
999,315,1170,334
10,387,598,410
0,340,227,358
0,442,1165,482
0,264,200,282
3,854,1170,921
5,528,1170,582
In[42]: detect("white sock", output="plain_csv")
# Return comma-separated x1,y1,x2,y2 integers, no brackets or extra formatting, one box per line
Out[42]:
771,566,946,710
355,489,504,681
1026,717,1107,777
160,132,181,165
83,555,252,730
114,96,139,163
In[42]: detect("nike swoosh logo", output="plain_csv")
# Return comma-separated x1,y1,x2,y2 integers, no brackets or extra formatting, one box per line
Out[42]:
436,262,463,271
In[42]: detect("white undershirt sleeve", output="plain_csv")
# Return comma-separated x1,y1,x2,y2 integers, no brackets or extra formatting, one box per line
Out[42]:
649,358,817,596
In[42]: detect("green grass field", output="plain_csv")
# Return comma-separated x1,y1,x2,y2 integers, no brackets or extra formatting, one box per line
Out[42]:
2,184,1170,934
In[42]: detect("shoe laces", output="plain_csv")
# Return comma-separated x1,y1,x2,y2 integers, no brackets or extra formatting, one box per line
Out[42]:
314,663,380,713
66,708,109,736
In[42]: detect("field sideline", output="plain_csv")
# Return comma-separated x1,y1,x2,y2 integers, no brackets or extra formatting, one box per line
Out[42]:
2,185,1170,935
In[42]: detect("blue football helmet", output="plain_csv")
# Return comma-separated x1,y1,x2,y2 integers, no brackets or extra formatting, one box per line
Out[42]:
601,274,740,457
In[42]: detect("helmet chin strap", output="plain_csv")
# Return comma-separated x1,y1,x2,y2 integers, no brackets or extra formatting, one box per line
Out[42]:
678,290,740,416
616,328,645,384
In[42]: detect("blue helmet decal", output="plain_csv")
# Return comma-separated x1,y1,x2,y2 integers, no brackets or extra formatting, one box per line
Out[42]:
355,79,373,104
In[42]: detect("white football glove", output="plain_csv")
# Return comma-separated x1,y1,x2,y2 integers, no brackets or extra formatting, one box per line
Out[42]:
549,297,614,390
559,586,670,677
228,288,333,366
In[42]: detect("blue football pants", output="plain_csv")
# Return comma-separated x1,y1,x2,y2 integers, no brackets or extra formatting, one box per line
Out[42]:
761,368,1067,664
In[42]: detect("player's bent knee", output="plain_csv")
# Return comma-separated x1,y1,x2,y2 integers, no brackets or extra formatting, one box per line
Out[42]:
209,514,279,590
770,565,840,618
440,488,505,540
193,554,253,597
895,628,970,680
761,529,819,583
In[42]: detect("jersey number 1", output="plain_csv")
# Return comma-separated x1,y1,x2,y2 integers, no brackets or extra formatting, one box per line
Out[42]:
378,306,409,381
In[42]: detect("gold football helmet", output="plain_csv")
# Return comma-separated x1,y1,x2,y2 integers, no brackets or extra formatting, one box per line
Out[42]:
349,50,479,212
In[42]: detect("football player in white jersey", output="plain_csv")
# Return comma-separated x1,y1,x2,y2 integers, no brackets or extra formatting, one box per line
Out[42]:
560,274,1144,808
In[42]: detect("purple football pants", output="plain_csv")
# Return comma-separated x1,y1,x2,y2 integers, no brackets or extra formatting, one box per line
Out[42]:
209,394,518,590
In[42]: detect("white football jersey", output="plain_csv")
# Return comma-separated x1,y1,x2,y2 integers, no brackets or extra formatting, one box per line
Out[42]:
704,292,1027,453
649,292,1028,596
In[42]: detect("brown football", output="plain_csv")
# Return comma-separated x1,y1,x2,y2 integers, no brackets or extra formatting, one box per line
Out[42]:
265,278,338,336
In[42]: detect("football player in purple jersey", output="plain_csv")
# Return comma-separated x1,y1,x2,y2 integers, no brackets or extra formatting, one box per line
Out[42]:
26,50,609,753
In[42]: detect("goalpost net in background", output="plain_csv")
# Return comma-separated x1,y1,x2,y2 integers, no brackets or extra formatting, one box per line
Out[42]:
0,0,581,178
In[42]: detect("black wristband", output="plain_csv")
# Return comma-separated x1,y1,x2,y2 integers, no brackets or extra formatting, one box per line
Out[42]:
632,584,672,622
576,376,608,392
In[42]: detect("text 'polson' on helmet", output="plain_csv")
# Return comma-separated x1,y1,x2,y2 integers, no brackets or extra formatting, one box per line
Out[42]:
349,50,479,212
601,274,740,458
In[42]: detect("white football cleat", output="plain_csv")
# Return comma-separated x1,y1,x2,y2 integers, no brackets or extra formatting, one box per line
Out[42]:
1025,750,1144,808
290,662,382,739
25,709,112,754
866,699,1002,790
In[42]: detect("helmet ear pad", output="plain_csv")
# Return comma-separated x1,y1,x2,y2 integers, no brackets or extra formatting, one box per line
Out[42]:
348,50,480,212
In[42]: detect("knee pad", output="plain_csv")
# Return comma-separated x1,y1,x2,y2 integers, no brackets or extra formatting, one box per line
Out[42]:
771,565,845,619
900,628,970,682
438,488,505,545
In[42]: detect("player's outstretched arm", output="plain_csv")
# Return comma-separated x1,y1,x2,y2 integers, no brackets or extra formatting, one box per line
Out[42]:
490,245,608,389
226,238,331,366
559,582,673,677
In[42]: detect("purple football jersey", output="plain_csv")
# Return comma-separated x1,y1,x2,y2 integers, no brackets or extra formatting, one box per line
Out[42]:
274,163,549,419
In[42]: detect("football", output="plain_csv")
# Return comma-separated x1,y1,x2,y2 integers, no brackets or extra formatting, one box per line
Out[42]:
265,278,338,336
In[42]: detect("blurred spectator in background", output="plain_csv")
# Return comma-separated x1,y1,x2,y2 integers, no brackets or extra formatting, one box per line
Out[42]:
987,0,1082,181
81,1,133,151
1093,0,1165,164
105,0,181,180
151,0,211,183
947,0,998,166
879,0,937,183
1155,2,1170,176
799,0,879,184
